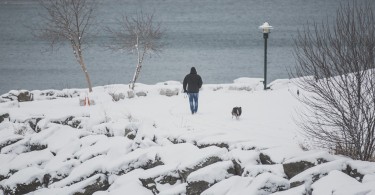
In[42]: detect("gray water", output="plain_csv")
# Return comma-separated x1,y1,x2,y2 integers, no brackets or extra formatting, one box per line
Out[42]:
0,0,353,95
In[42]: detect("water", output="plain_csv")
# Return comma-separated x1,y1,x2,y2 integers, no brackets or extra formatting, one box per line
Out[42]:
0,0,353,95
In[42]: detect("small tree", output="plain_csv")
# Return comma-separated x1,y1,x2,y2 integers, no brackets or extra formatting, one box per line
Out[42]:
292,0,375,161
106,11,165,90
35,0,96,92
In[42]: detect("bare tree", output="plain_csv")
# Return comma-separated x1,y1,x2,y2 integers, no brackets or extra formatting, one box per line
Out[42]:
35,0,96,92
106,11,165,90
292,0,375,161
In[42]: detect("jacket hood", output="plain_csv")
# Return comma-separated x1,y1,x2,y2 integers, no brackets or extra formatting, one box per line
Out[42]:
190,67,197,74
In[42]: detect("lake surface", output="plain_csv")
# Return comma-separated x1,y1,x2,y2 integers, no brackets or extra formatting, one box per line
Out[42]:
0,0,354,95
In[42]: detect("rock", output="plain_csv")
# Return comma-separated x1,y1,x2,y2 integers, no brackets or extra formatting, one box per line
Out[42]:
197,142,229,149
343,164,364,182
157,172,181,185
17,90,33,102
283,161,315,179
251,172,290,194
186,180,210,195
108,91,126,102
29,143,48,152
186,161,235,195
51,116,81,129
74,174,110,195
0,136,23,153
159,88,179,97
139,178,159,194
125,123,138,140
139,166,181,194
311,170,360,195
283,151,338,180
179,156,222,182
0,167,45,195
243,164,286,178
228,85,252,91
0,113,9,123
115,154,164,176
2,178,42,195
136,91,147,97
259,153,275,165
127,90,135,98
232,160,243,176
26,117,44,132
141,155,164,170
289,160,346,188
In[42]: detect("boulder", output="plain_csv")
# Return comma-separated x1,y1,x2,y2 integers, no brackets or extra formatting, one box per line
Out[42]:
259,153,275,165
186,180,210,195
0,113,9,123
2,178,42,195
159,88,179,97
127,90,135,98
139,177,159,194
283,161,315,179
17,90,33,102
139,166,181,194
74,174,110,195
243,164,286,178
108,92,126,102
289,160,346,188
197,142,229,149
0,167,45,195
343,164,365,182
249,172,290,194
179,156,222,182
136,91,147,97
283,150,337,179
0,136,23,153
125,123,138,140
26,117,44,132
186,161,235,195
51,116,82,129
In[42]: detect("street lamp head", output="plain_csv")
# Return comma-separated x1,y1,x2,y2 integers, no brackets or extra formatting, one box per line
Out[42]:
259,22,273,34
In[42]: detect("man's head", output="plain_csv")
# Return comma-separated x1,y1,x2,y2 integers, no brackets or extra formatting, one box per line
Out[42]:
190,67,197,74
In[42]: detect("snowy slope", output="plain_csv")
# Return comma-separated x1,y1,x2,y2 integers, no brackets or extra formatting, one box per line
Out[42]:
0,78,375,195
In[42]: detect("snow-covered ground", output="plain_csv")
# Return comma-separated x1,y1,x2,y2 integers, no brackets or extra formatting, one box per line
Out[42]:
1,78,375,195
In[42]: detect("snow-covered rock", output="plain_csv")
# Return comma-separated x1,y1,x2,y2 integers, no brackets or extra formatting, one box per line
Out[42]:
1,79,375,194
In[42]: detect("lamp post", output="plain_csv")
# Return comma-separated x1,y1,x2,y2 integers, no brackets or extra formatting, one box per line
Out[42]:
259,22,273,90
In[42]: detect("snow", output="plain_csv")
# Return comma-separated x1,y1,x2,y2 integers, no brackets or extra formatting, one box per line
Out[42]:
186,161,234,183
0,166,45,190
311,170,360,195
289,159,347,184
1,78,375,194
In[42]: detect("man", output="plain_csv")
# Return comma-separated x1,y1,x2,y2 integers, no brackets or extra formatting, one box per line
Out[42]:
183,67,203,114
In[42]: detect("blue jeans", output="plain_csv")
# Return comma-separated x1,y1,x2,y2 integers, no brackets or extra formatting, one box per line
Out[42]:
188,93,199,114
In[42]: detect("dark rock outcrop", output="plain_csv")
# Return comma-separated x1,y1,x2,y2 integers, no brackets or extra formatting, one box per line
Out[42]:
17,91,33,102
197,142,229,149
186,180,210,195
74,174,110,195
139,178,159,195
179,156,222,182
0,137,23,153
26,117,44,132
259,153,275,165
343,165,364,182
2,178,42,195
125,124,138,140
283,161,315,179
0,113,9,123
51,116,82,129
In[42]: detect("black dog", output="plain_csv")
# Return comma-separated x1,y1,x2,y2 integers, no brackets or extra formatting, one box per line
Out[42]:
231,107,242,119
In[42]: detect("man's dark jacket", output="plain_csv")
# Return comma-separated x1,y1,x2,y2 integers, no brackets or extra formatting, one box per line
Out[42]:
183,67,203,93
